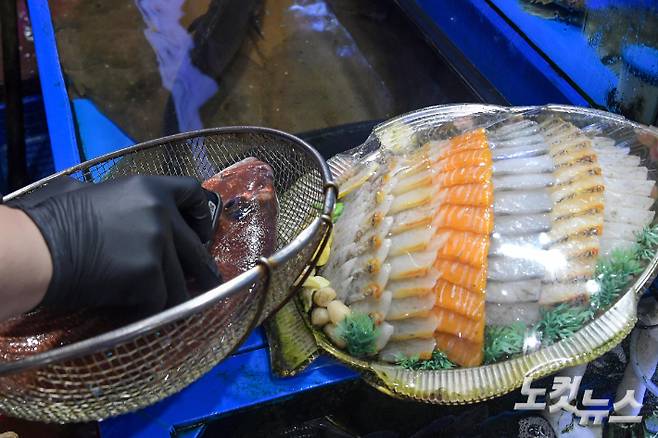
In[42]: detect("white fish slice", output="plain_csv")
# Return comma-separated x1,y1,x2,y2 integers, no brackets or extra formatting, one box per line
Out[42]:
493,213,551,235
539,281,589,305
490,134,546,148
389,186,433,214
389,225,437,257
549,138,591,158
389,314,440,341
492,155,555,175
388,272,438,299
486,279,541,303
339,161,380,200
604,221,643,241
598,154,641,167
553,162,601,186
549,175,604,204
487,256,546,282
489,233,545,256
331,217,395,266
387,293,437,320
349,291,393,323
494,189,552,214
551,192,604,220
491,144,549,160
492,120,538,137
604,191,654,210
392,169,433,196
599,238,637,257
491,126,541,142
379,338,437,362
601,165,648,181
543,259,596,283
390,206,434,235
389,250,438,280
375,322,395,352
590,137,616,149
603,177,655,197
486,302,540,326
493,173,555,191
344,263,393,304
550,236,600,259
549,215,603,242
604,205,654,228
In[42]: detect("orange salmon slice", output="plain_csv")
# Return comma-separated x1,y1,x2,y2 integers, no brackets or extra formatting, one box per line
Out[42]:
434,205,493,234
437,183,493,207
435,333,484,367
434,279,484,320
433,307,485,343
434,259,487,292
435,229,490,268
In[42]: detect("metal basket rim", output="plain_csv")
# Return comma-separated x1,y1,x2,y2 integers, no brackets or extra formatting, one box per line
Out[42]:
0,126,335,376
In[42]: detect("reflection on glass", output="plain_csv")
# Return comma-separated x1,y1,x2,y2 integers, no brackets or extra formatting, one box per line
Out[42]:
50,0,478,148
497,0,658,125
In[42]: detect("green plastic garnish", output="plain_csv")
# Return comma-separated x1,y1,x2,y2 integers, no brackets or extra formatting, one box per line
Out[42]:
590,248,642,311
635,224,658,262
394,349,456,370
336,313,379,358
332,202,344,222
535,304,594,346
484,323,526,364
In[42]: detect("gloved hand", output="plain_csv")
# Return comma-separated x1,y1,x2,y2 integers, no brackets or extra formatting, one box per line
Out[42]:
13,175,222,315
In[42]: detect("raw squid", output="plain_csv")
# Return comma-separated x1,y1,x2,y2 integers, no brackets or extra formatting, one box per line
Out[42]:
0,157,280,363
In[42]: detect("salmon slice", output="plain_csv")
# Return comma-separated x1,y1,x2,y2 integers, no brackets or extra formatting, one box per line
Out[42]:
436,148,492,172
435,259,487,292
432,129,488,160
435,166,492,187
434,205,493,234
433,307,485,344
435,230,490,268
435,280,484,320
437,183,493,207
435,333,483,367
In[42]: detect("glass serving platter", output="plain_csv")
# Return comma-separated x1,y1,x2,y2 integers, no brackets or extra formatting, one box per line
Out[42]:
274,104,658,404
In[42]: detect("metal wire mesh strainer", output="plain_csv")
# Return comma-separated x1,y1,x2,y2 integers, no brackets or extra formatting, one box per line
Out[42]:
0,126,335,423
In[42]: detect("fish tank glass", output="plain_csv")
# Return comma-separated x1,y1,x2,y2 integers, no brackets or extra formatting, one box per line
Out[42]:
46,0,485,160
488,0,658,126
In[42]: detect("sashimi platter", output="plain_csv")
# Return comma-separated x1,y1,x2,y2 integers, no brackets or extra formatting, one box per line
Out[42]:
295,104,658,403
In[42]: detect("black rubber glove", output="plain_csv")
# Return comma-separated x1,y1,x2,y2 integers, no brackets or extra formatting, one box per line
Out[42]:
5,175,86,207
15,175,222,315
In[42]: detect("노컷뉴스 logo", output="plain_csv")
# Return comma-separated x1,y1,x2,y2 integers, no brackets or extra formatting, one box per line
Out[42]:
514,376,642,425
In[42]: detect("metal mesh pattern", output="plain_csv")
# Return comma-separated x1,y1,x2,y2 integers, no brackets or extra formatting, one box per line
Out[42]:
0,127,333,423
